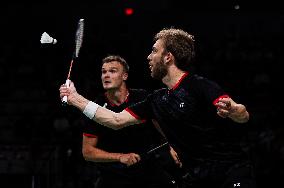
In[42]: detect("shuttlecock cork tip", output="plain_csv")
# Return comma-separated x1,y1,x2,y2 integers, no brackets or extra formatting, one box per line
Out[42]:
52,38,57,44
40,32,57,44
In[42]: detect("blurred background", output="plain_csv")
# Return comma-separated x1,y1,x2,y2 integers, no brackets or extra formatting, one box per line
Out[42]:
0,1,283,188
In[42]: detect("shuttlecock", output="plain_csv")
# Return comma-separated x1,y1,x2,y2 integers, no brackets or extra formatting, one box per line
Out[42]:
40,32,57,44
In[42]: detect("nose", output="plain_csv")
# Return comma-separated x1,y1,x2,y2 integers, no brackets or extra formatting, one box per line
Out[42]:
105,71,111,76
102,72,110,79
147,53,151,61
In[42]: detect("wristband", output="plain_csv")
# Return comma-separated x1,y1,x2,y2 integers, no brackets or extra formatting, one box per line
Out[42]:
83,101,99,119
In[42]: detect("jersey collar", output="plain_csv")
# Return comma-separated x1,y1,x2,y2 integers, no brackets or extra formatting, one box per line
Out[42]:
169,72,189,92
104,90,130,107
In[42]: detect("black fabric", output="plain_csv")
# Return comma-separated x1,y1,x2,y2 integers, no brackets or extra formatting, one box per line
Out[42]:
176,161,256,188
128,74,248,162
83,89,164,154
127,74,255,187
83,89,177,187
95,142,182,188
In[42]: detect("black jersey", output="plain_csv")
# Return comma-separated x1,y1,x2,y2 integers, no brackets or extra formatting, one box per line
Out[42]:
127,73,249,165
83,89,167,178
83,89,164,154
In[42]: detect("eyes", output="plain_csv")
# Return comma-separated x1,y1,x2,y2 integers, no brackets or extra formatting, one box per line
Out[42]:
102,69,118,74
151,47,158,54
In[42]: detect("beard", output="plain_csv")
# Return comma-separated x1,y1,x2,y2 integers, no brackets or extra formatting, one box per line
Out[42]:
151,59,168,80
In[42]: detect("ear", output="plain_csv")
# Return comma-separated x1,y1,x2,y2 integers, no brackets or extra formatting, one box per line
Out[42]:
164,52,173,64
123,72,128,81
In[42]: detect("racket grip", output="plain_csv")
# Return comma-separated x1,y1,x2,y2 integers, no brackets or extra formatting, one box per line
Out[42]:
62,79,70,106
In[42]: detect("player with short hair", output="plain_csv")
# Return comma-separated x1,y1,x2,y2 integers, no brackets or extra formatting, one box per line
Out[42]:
81,55,181,188
60,28,255,188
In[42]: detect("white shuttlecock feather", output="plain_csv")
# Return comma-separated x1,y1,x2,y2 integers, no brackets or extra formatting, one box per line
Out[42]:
40,32,57,44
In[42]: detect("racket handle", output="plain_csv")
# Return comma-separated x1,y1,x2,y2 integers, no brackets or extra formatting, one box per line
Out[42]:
62,79,70,106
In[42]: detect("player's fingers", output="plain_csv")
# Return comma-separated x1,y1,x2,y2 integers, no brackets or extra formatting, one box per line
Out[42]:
131,153,140,163
226,100,231,107
217,109,229,118
59,86,68,92
217,111,226,118
218,97,230,103
128,154,140,165
174,154,182,167
69,80,76,88
59,85,69,92
216,102,227,108
133,153,141,162
60,87,70,95
125,158,135,166
172,154,182,167
59,92,69,98
219,98,233,108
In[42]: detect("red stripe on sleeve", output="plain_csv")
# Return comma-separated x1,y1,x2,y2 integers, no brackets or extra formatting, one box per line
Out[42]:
213,94,230,105
125,108,146,123
83,133,98,138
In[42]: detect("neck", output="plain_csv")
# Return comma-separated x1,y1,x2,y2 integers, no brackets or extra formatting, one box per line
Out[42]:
162,65,186,89
106,84,129,105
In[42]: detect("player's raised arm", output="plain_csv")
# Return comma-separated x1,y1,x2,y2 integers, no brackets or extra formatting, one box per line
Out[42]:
59,81,141,129
215,97,249,123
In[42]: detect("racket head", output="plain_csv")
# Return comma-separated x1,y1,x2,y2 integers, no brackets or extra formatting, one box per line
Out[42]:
74,19,84,58
66,19,84,80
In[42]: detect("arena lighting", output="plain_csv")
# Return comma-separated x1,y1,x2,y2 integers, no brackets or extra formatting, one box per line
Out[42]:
124,7,134,16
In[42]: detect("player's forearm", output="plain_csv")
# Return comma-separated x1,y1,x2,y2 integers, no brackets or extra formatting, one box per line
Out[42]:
69,92,90,112
229,104,249,123
68,91,138,129
70,94,134,129
94,108,136,130
83,146,122,162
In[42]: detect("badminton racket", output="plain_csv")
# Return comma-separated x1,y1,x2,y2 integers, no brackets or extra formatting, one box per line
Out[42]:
62,18,84,105
139,141,169,161
145,142,169,155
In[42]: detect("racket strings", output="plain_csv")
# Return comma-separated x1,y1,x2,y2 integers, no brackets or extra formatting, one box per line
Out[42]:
74,19,84,58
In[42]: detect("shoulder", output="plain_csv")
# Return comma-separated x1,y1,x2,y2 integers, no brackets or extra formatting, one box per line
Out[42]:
189,74,220,89
189,74,226,102
153,88,167,94
151,88,167,98
129,88,148,95
128,88,150,102
190,74,210,83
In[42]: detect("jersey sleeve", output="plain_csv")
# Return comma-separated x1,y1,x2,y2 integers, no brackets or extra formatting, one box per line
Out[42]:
82,118,105,138
125,94,153,121
196,77,230,106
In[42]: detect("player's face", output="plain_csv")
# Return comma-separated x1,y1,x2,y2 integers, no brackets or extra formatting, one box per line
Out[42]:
101,61,127,90
147,39,168,80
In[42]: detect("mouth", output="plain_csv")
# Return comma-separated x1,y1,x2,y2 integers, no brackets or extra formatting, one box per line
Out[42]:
104,81,111,84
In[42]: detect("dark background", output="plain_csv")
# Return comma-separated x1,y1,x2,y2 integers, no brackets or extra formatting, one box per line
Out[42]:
0,1,283,188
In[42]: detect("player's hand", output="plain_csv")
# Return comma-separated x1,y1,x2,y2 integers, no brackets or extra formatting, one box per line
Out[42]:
119,153,141,166
216,97,249,123
59,80,78,105
170,146,182,168
215,97,238,118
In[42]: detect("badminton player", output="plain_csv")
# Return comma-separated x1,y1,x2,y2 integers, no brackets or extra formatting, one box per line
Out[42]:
81,55,181,188
60,28,256,188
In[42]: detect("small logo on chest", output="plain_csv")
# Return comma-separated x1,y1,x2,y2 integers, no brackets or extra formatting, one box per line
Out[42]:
179,102,185,108
234,183,240,187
